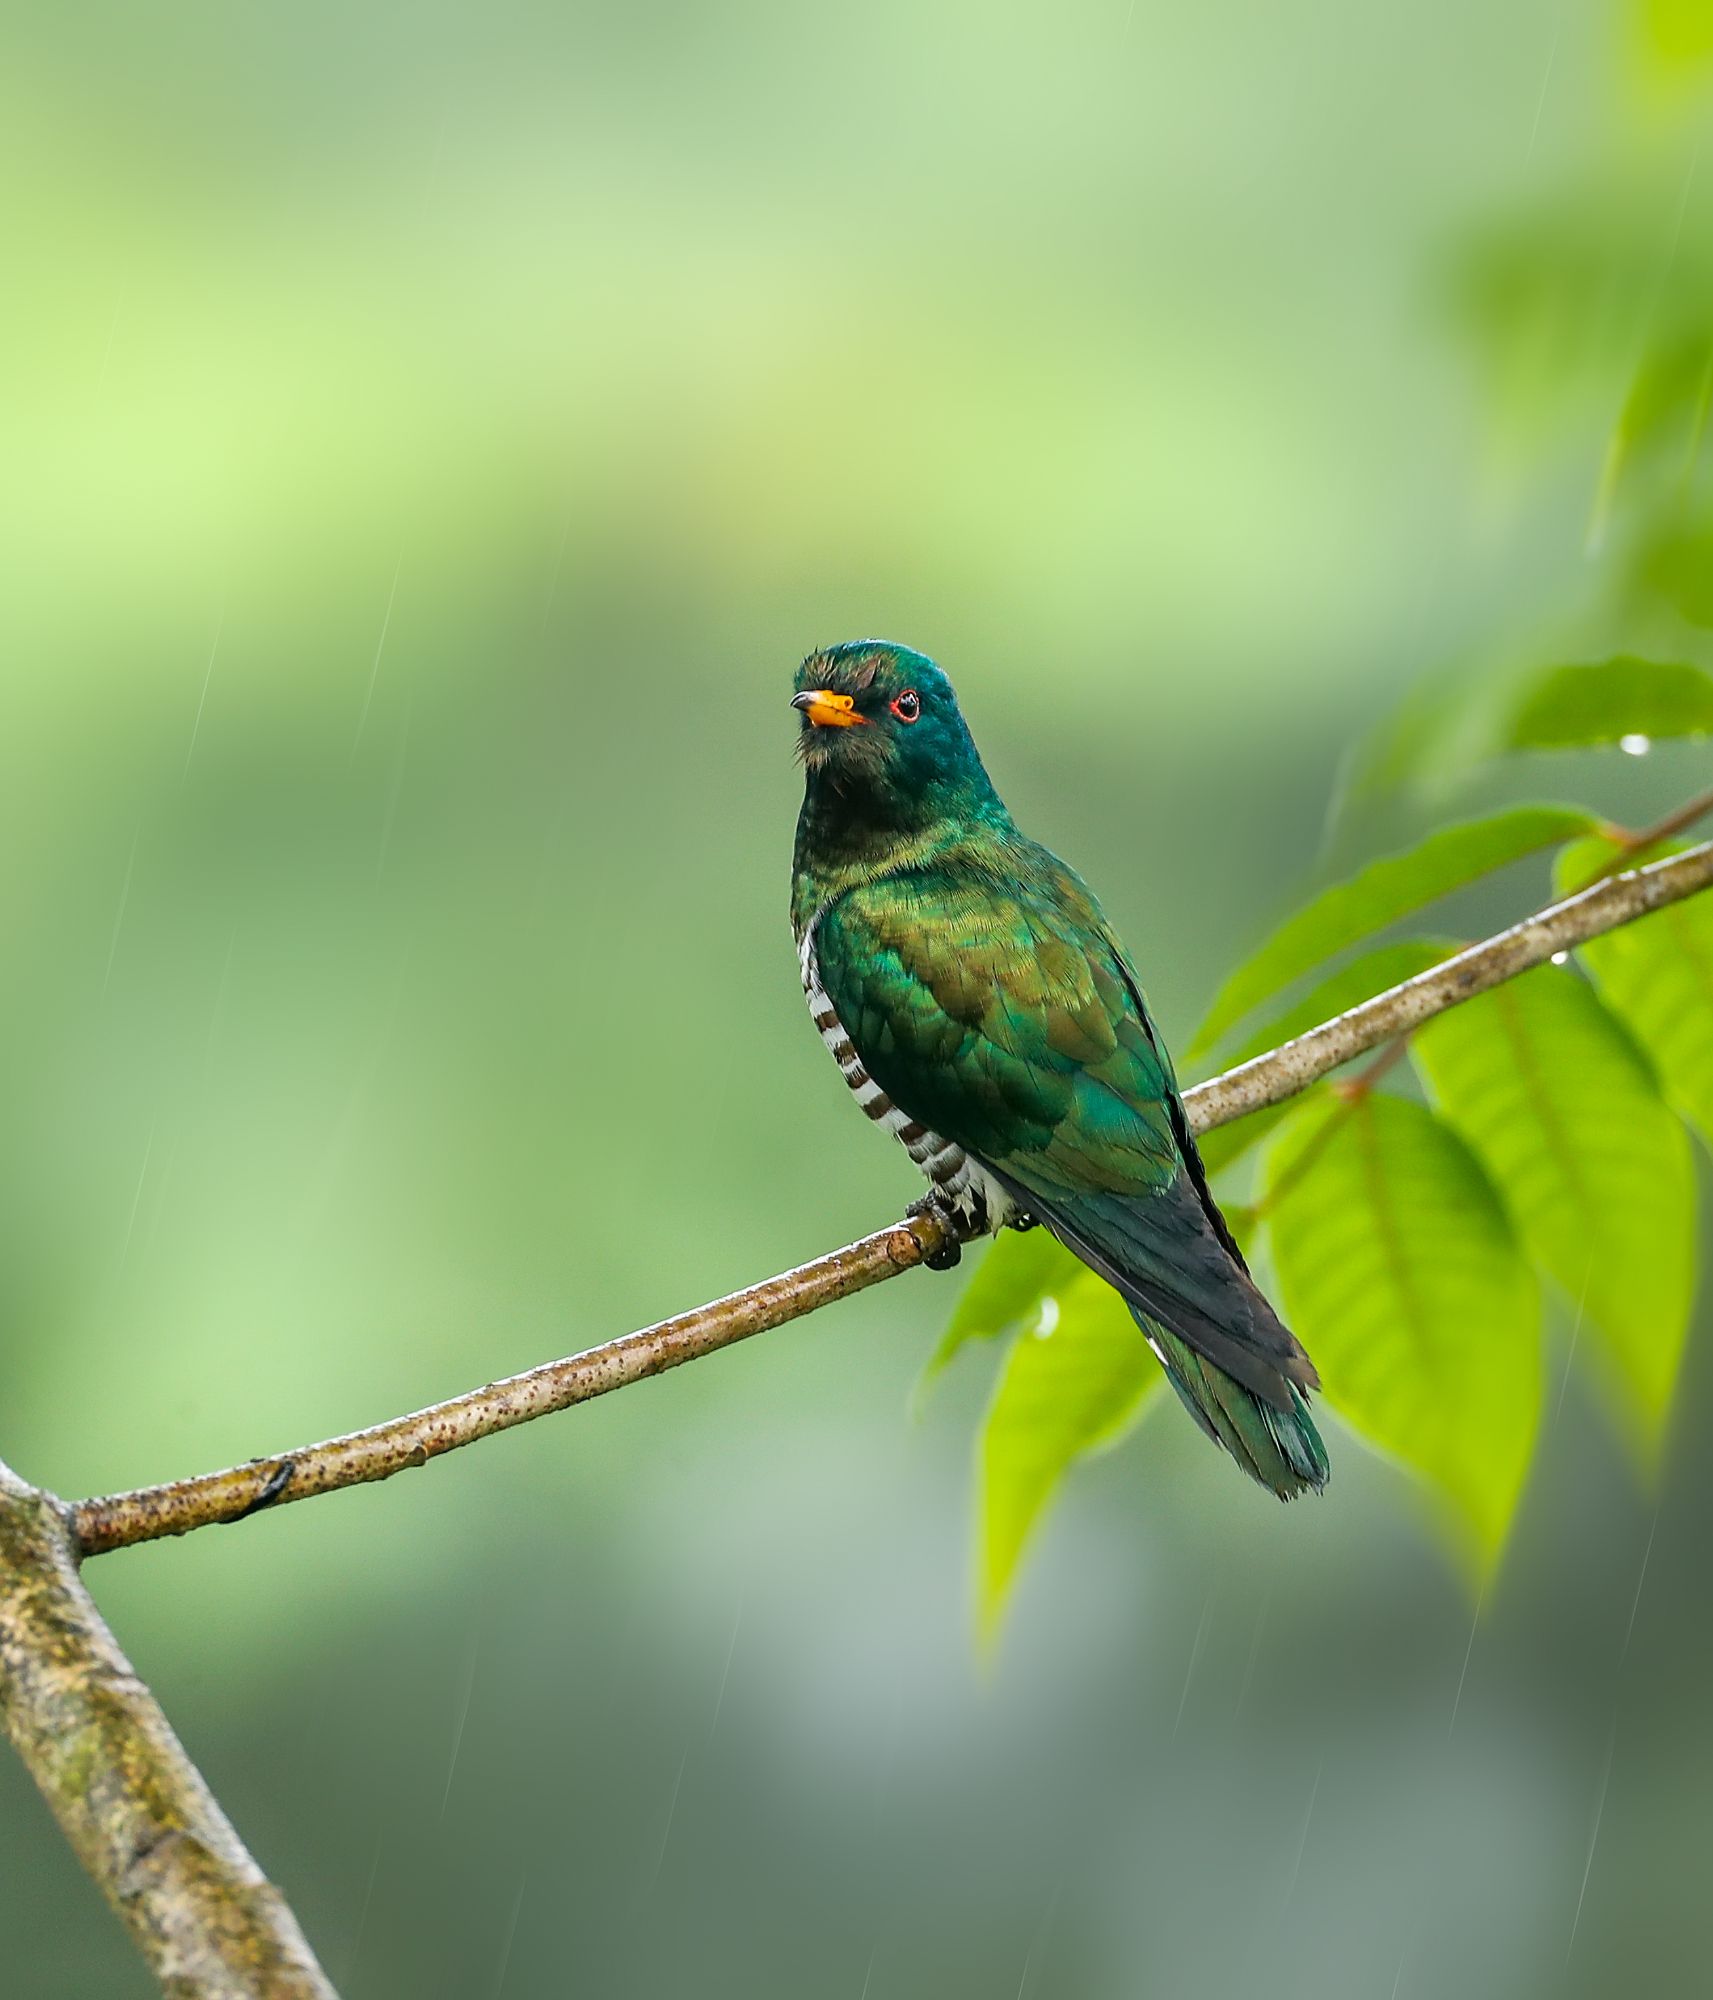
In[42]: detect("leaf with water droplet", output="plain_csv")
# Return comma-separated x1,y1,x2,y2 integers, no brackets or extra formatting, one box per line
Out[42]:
1502,657,1713,753
977,1270,1161,1640
918,1227,1083,1396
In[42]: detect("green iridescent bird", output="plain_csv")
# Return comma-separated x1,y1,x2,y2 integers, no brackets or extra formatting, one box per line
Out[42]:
790,642,1328,1499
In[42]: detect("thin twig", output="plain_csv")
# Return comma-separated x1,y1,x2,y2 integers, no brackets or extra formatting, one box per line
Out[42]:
1633,784,1713,853
67,836,1713,1560
1582,783,1713,885
1251,1035,1412,1223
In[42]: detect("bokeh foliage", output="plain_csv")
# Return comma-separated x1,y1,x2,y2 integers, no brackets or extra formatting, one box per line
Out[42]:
7,1,1713,1995
950,15,1713,1623
958,646,1713,1624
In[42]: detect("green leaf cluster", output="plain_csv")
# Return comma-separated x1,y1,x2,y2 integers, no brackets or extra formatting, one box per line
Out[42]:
942,172,1713,1633
939,658,1713,1633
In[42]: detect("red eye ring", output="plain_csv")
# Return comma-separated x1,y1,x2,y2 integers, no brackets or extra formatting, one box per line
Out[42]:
891,689,921,723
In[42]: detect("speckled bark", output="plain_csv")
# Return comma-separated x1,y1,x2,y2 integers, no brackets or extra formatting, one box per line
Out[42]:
0,1461,336,1998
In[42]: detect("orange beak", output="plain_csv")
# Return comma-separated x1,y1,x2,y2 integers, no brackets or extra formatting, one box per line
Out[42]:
791,689,866,728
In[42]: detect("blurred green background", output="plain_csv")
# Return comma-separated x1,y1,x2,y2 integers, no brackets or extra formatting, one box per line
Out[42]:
3,0,1712,1993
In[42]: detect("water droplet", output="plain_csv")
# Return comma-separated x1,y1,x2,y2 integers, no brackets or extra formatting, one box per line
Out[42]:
1620,733,1651,756
1551,950,1570,966
1033,1295,1060,1339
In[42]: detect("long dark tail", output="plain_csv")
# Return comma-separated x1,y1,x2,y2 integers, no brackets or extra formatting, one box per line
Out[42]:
1144,1315,1329,1500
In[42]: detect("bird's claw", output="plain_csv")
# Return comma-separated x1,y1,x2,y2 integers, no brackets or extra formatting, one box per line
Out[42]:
908,1191,965,1270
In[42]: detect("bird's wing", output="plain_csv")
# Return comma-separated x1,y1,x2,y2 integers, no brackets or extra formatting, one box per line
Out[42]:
813,856,1316,1406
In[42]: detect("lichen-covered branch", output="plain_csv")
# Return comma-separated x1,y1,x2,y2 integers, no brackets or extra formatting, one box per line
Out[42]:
70,835,1713,1560
0,1460,336,1998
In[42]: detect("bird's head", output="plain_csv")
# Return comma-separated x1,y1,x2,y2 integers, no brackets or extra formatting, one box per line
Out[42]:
791,641,998,832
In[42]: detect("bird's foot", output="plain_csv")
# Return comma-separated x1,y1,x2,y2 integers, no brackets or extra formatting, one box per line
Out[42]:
1007,1210,1040,1233
907,1190,965,1270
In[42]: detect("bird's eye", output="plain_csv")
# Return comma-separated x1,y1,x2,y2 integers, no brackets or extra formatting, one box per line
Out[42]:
891,690,921,723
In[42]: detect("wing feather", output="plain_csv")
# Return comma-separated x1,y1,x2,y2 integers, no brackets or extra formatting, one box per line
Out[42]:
813,848,1317,1408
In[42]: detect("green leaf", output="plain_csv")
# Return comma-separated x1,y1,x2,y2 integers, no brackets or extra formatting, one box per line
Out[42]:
1194,940,1457,1180
1219,1202,1260,1260
919,1228,1084,1390
1414,965,1698,1456
1557,837,1713,1152
1338,661,1498,807
1501,658,1713,752
1593,334,1713,541
1614,333,1713,468
1190,807,1598,1057
978,1271,1161,1640
1636,527,1713,629
1643,0,1713,69
1264,1090,1541,1567
1197,1098,1295,1182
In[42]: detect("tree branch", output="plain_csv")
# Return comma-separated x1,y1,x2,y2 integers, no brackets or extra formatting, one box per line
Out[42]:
69,835,1713,1560
0,1460,336,1997
75,1223,938,1556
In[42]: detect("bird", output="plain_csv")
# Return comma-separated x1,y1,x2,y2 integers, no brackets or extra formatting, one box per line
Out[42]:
789,641,1328,1499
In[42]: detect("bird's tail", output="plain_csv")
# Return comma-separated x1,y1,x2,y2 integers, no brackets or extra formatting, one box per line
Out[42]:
1144,1316,1329,1500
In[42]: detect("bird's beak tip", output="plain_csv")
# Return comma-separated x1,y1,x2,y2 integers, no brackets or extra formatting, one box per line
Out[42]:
792,689,865,728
